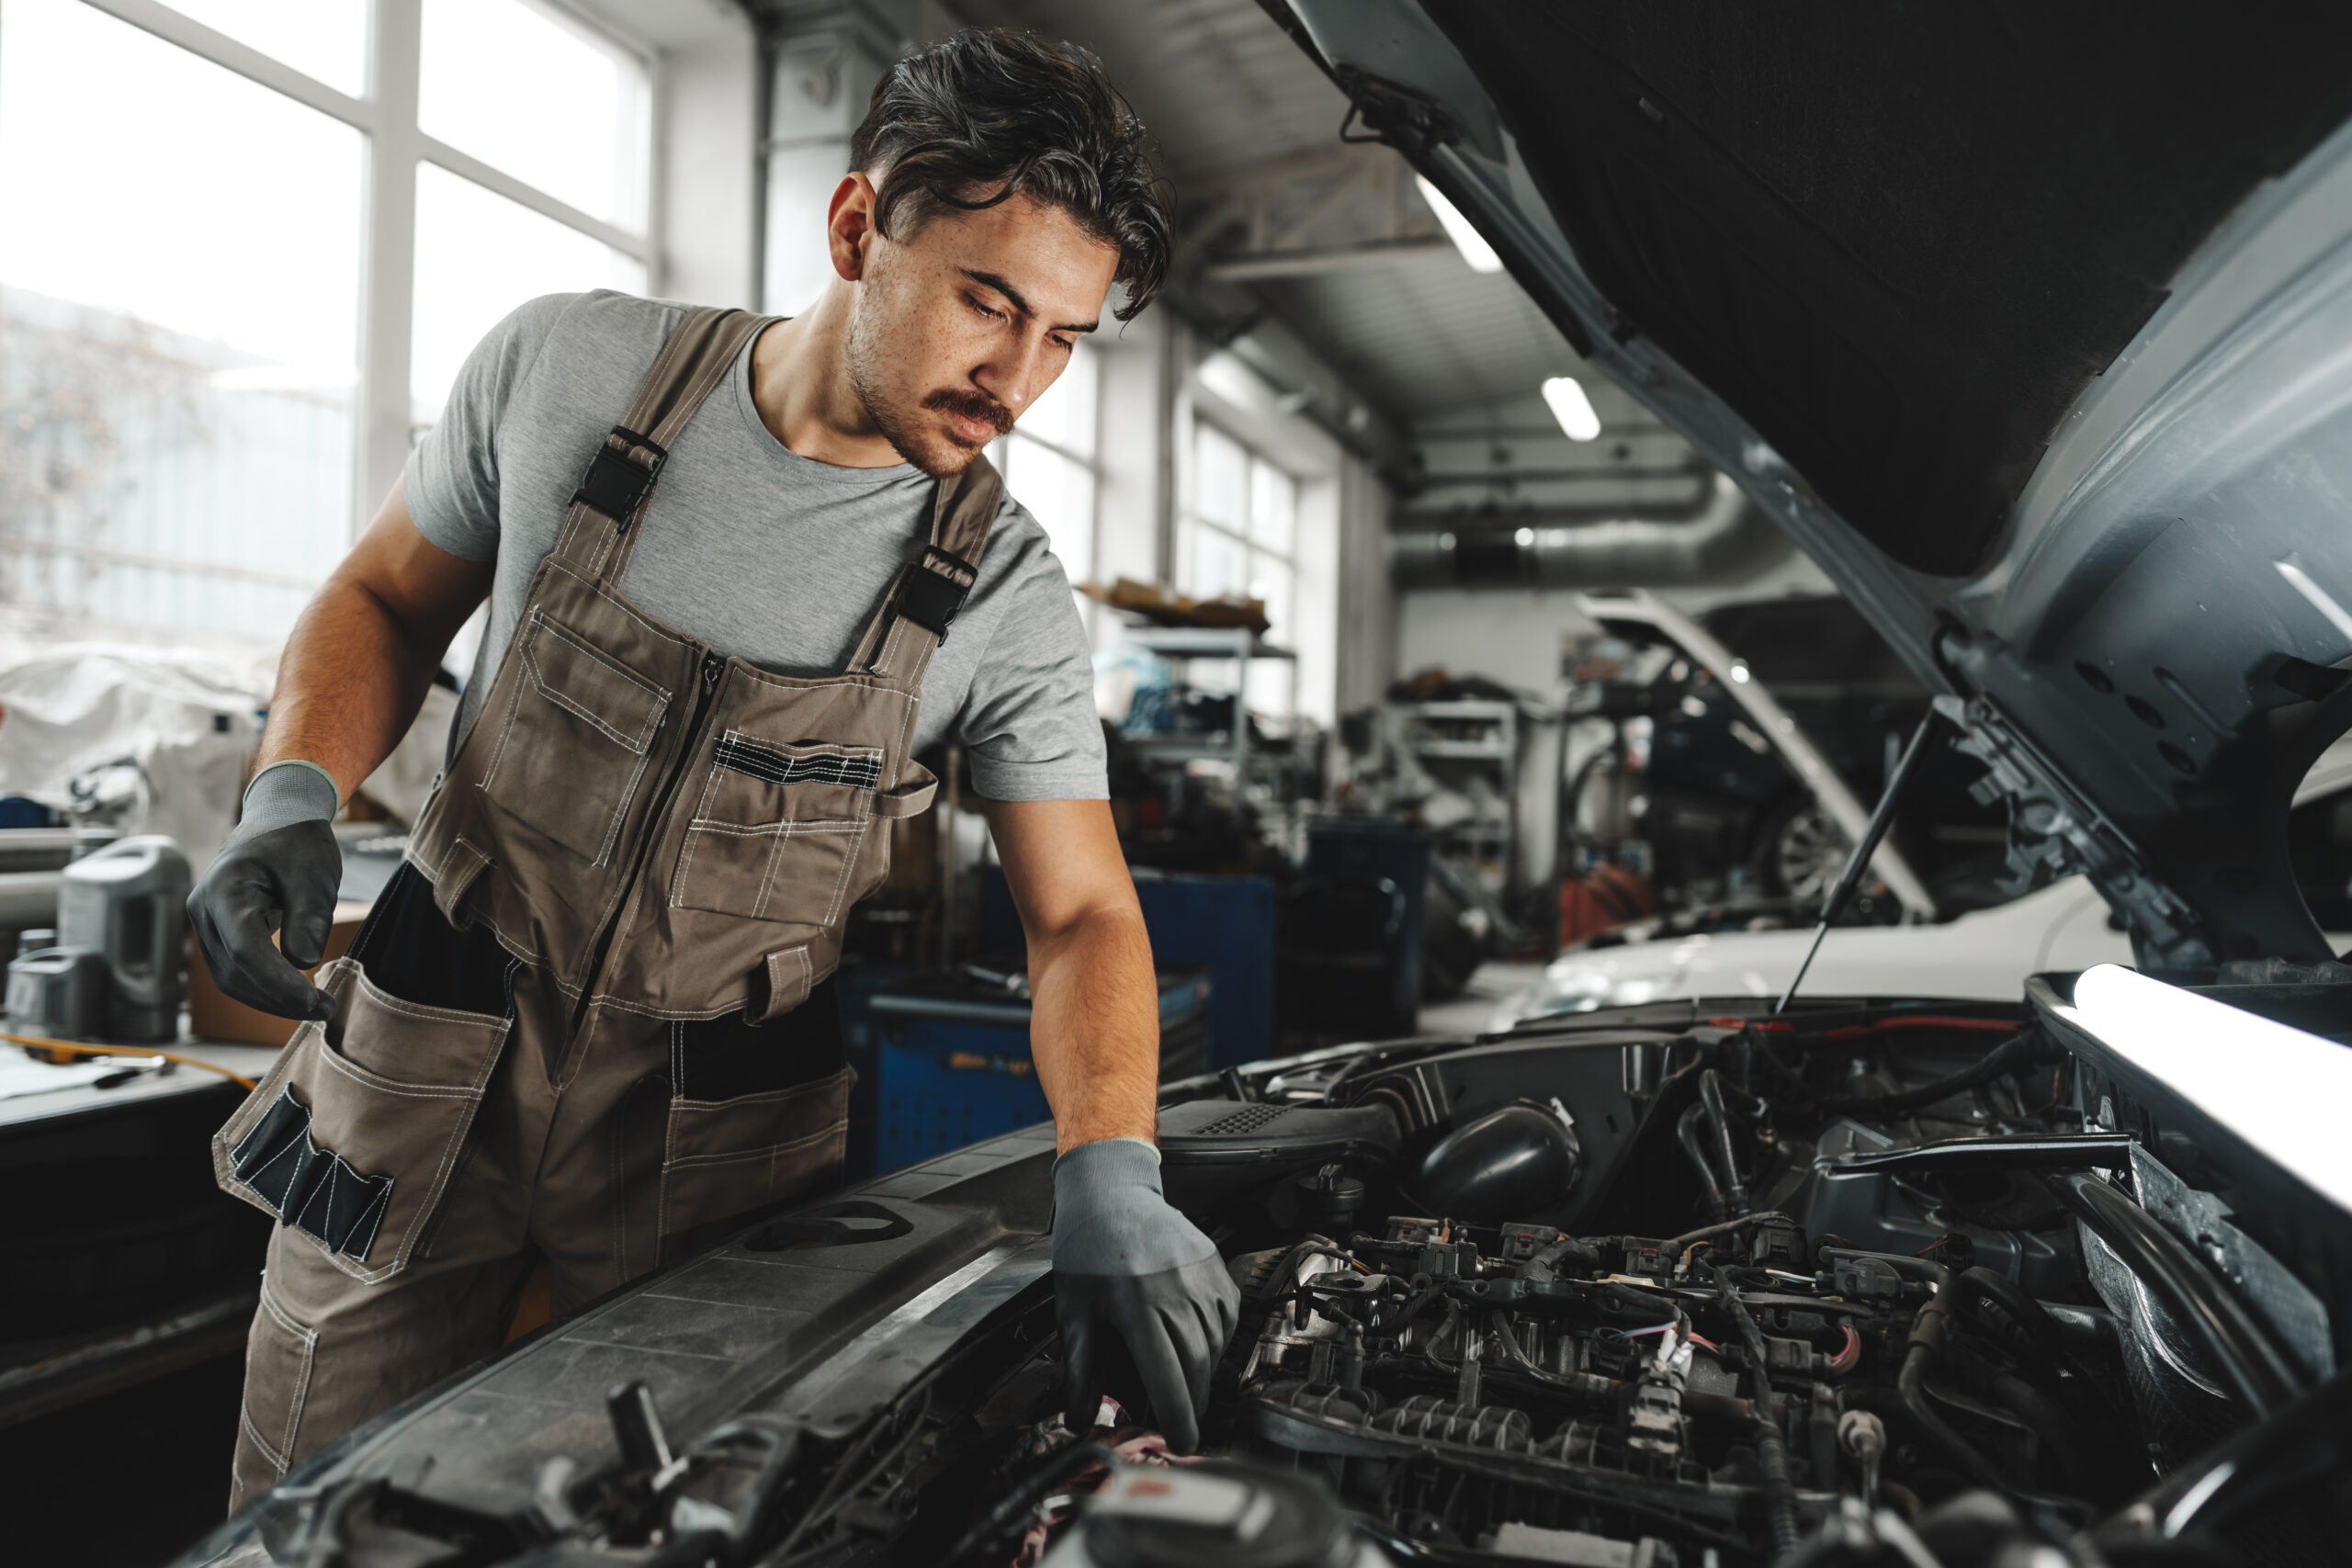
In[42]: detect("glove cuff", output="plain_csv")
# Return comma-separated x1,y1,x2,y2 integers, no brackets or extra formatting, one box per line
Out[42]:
239,761,341,838
1053,1135,1163,1202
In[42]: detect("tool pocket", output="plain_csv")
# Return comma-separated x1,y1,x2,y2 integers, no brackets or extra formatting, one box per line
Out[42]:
233,1280,317,1500
658,974,852,1244
211,955,510,1285
668,732,877,922
479,607,671,863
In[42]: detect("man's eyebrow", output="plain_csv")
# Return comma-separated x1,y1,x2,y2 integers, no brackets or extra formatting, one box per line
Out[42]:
963,269,1099,334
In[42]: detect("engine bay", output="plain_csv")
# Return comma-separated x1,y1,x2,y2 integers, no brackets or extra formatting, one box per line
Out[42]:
195,989,2352,1568
1162,1008,2165,1563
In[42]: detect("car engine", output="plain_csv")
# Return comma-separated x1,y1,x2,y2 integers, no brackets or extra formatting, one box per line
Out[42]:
1013,998,2343,1568
198,996,2349,1568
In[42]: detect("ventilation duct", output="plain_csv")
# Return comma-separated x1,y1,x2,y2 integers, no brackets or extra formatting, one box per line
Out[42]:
1391,472,1790,588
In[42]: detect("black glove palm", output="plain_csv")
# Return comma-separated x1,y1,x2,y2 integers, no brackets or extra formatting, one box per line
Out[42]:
1051,1138,1240,1453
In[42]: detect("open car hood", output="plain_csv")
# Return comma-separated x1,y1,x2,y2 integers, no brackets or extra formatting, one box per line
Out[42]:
1266,1,2352,977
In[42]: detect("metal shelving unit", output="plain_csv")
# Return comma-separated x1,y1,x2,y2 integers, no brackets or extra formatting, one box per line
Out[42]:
1120,626,1298,773
1393,698,1519,893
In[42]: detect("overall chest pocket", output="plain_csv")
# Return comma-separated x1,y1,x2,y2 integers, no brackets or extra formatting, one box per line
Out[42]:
480,610,671,864
669,732,877,923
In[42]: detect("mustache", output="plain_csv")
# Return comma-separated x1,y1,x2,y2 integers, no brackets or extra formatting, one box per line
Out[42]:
922,387,1015,440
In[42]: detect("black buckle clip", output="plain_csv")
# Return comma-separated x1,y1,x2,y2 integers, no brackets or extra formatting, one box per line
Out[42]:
572,426,668,526
896,546,978,641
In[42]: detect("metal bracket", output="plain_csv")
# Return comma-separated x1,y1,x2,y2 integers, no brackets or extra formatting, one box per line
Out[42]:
1937,694,2213,976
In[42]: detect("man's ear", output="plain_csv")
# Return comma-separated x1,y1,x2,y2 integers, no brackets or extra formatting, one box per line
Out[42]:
826,172,880,282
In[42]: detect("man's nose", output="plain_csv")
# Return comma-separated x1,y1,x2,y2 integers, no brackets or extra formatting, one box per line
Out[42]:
971,337,1046,412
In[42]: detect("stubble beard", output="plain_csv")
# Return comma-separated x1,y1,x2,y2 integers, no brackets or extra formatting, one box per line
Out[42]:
843,267,1014,478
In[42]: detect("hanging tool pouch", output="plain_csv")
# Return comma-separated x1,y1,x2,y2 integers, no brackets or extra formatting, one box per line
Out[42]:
210,865,514,1283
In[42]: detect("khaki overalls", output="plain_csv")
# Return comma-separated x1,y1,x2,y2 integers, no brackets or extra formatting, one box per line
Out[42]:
209,307,1002,1506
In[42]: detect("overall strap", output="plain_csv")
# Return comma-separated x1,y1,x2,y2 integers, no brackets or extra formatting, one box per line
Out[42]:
849,453,1006,686
552,306,778,584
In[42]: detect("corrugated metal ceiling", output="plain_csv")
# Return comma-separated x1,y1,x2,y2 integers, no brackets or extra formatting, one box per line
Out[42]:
950,0,1585,429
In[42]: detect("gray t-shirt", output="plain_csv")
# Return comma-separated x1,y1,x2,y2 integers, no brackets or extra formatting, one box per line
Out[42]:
404,290,1104,801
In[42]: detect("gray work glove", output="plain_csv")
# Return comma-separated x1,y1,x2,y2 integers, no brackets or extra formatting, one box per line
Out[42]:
1052,1136,1240,1454
187,761,343,1021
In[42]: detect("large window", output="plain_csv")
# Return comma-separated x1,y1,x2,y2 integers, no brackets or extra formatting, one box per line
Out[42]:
1180,421,1297,648
0,0,651,646
1178,419,1301,719
993,343,1099,588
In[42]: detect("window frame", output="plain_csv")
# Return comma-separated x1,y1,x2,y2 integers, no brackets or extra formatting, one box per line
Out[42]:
77,0,661,531
1180,412,1300,643
993,340,1103,587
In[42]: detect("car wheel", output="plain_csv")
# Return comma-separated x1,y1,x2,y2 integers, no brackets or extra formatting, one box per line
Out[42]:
1756,798,1849,905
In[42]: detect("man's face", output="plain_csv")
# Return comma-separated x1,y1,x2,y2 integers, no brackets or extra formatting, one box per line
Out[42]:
842,190,1120,477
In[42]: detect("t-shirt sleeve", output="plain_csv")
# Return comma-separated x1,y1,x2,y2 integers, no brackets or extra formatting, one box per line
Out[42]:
401,293,581,561
956,513,1109,802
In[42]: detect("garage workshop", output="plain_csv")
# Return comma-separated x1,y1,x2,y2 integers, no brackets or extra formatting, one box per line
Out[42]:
6,4,2352,1564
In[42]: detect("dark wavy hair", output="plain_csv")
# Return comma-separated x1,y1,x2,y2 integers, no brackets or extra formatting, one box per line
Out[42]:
850,28,1171,321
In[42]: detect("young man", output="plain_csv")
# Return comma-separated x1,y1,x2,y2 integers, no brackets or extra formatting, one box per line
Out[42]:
188,30,1237,1506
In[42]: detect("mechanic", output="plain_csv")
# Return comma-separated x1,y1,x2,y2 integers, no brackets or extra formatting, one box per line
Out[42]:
187,29,1238,1508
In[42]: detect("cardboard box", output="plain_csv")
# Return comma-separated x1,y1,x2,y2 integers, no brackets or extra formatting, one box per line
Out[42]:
187,900,372,1046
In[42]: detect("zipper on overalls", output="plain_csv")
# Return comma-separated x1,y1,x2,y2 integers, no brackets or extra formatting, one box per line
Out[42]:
570,651,727,1037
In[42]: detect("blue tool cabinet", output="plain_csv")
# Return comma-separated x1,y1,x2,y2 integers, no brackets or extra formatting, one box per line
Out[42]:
839,964,1210,1179
981,867,1274,1068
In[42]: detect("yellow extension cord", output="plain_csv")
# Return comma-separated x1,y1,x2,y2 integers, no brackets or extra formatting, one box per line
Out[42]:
3,1031,260,1090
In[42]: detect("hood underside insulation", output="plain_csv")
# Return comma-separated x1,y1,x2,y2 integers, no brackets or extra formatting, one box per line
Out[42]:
1429,2,2352,577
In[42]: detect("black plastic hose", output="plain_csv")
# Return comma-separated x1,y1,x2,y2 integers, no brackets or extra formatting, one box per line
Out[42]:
1697,1068,1752,1213
1676,1102,1729,1221
1805,1031,2062,1116
2049,1170,2298,1418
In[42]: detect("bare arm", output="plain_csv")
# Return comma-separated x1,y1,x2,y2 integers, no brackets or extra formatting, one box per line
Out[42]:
262,479,494,799
984,797,1158,1153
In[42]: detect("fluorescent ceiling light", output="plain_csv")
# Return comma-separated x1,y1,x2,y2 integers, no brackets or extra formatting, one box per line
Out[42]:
1416,175,1503,273
2057,964,2352,1213
1543,375,1602,442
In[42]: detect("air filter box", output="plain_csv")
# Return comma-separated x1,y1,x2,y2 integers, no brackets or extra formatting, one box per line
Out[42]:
1157,1098,1402,1208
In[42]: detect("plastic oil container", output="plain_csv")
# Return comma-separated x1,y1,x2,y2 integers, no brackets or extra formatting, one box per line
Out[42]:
57,835,190,1043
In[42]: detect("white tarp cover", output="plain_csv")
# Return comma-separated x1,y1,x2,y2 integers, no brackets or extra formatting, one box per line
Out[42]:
0,645,266,874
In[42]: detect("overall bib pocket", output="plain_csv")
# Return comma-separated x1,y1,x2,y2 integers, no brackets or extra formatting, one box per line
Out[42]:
211,957,510,1285
668,733,877,922
479,608,671,863
658,975,852,1247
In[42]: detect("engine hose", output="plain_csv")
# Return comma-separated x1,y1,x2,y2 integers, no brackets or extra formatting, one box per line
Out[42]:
2048,1170,2299,1418
1952,1266,2068,1361
1804,1031,2062,1116
1707,1262,1800,1552
1894,1338,2032,1501
1676,1103,1729,1221
1889,1259,1997,1492
1888,1262,2085,1516
1986,1369,2090,1495
1697,1068,1751,1213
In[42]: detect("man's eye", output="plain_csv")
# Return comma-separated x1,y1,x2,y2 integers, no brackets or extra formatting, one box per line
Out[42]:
969,299,1005,321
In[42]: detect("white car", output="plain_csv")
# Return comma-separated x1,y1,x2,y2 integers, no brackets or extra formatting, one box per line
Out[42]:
1498,874,2127,1025
1507,739,2352,1026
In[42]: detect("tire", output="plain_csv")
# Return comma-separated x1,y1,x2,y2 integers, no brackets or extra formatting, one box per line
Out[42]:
1752,796,1849,905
